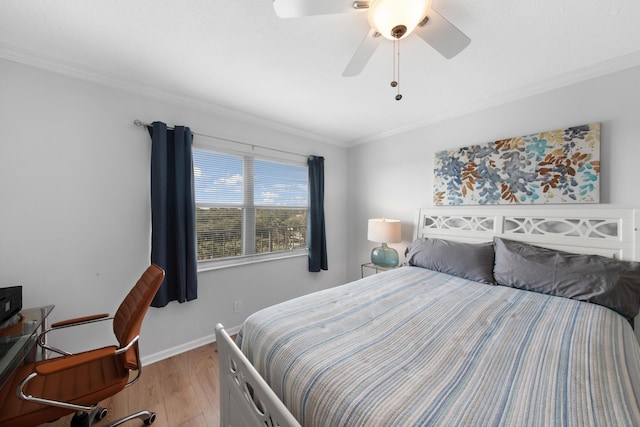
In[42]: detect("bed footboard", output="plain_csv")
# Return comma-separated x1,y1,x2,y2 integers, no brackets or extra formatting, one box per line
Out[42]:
215,323,301,427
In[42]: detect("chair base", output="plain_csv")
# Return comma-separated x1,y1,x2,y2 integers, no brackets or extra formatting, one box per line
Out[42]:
107,410,156,426
69,408,155,427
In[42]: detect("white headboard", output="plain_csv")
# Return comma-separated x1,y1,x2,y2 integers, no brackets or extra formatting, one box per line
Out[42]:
413,207,638,261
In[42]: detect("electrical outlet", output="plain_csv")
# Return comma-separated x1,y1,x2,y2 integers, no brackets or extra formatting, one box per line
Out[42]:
233,300,242,314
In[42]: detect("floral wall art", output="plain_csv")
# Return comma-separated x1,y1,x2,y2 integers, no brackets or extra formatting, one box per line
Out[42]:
433,123,600,205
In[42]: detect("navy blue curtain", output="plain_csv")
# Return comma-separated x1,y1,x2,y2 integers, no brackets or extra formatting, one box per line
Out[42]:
308,156,328,272
148,121,198,307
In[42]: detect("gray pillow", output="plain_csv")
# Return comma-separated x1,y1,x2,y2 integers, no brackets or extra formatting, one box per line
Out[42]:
493,237,640,319
404,238,495,284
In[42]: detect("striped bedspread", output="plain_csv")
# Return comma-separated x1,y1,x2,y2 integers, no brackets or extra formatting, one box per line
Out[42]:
238,267,640,426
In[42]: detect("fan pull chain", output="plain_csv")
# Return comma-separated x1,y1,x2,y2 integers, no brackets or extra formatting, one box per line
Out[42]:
390,40,402,101
397,40,402,100
391,40,397,87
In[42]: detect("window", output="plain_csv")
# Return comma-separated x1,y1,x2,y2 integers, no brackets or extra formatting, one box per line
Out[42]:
193,148,308,266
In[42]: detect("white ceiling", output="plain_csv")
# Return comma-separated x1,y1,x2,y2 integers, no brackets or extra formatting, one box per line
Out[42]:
1,0,640,146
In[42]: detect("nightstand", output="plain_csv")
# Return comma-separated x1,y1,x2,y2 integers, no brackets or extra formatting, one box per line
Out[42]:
361,262,398,278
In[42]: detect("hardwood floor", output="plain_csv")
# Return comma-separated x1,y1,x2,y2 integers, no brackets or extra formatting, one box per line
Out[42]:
42,342,221,427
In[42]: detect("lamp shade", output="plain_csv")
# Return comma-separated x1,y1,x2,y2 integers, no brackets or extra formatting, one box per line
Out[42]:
367,218,401,243
367,0,431,40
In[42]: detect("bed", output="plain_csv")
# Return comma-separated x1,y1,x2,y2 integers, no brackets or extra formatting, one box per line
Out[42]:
215,207,640,427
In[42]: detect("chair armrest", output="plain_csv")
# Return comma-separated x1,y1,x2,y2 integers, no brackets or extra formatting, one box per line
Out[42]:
17,347,118,413
34,346,117,375
51,313,110,328
38,313,112,356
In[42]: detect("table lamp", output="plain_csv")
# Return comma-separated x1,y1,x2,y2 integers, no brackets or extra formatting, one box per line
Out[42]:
367,218,401,268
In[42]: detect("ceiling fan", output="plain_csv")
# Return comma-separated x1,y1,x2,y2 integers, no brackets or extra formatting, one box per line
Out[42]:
272,0,471,77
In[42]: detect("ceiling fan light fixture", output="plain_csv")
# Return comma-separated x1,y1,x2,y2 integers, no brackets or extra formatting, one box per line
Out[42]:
367,0,431,40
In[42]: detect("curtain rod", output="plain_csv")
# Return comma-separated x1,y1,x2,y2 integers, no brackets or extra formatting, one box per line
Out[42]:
133,120,309,159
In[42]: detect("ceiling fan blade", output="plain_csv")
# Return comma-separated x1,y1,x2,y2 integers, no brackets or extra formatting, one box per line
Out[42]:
273,0,361,18
343,29,383,77
414,9,470,59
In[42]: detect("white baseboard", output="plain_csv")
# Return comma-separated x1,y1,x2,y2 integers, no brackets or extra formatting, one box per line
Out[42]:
141,323,243,366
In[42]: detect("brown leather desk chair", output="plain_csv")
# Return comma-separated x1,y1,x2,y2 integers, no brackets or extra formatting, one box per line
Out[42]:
0,264,165,427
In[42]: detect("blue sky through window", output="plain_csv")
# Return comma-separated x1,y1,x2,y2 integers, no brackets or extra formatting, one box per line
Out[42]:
254,159,307,206
193,150,308,206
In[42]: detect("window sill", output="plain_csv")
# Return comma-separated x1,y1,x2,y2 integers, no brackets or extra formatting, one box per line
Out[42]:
197,249,308,273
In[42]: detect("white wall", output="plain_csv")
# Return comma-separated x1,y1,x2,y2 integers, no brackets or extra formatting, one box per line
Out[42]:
346,65,640,281
0,58,348,362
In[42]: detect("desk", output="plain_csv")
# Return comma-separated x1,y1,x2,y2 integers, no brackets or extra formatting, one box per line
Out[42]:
0,305,54,389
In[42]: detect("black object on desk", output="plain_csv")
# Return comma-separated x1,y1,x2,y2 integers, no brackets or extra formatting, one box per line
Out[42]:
0,286,22,325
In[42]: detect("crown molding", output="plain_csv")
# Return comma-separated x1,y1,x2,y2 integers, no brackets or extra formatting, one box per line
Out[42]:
3,42,639,149
346,50,640,147
0,42,344,147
